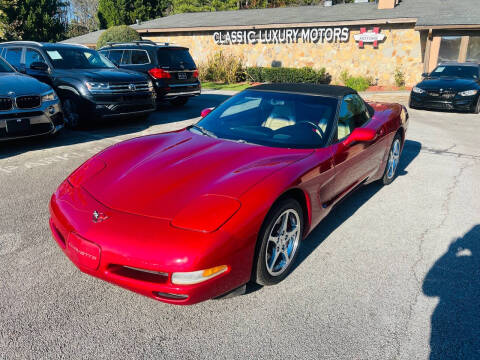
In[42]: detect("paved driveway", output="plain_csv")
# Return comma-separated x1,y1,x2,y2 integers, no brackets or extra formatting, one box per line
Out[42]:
0,91,479,359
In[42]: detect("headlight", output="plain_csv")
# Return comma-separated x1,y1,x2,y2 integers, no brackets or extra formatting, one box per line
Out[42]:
458,89,478,97
85,81,110,91
412,86,425,94
41,90,58,102
171,265,228,285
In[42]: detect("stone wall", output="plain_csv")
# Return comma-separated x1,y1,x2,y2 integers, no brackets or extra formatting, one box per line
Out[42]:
144,24,424,86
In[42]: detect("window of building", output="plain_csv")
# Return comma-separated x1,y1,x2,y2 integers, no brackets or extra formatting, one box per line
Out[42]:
438,36,462,62
466,36,480,62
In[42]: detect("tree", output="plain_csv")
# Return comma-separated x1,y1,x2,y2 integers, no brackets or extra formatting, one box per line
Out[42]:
70,0,100,32
96,24,140,48
98,0,171,28
0,0,67,42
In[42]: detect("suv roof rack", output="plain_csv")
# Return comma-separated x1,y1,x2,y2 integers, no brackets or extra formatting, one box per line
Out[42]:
1,41,43,47
104,40,173,47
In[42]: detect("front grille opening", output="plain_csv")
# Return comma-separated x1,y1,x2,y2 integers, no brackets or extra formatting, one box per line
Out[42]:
108,265,168,284
0,98,13,111
16,96,41,109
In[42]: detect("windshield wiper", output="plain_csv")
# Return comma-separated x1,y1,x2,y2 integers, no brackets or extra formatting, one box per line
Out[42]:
191,124,217,138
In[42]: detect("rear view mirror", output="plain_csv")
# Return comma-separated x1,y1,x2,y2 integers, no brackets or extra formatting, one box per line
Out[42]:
421,72,429,78
201,108,213,117
342,128,376,147
30,62,49,72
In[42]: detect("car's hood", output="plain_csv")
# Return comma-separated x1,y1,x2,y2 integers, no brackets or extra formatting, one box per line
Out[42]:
418,77,480,91
54,68,148,83
0,73,51,96
83,130,313,219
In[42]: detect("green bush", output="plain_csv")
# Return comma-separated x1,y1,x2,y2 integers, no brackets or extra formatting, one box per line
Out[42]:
198,51,245,84
394,67,406,88
245,66,331,84
96,25,141,49
339,70,371,92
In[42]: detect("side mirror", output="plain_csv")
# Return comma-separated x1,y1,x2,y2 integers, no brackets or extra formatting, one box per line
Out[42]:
30,62,49,72
421,72,429,78
201,107,213,117
342,128,376,147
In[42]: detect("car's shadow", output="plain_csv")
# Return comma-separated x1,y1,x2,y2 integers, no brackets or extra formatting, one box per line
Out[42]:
0,93,231,160
244,139,422,295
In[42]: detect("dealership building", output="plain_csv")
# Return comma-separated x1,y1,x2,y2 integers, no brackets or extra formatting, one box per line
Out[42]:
65,0,480,86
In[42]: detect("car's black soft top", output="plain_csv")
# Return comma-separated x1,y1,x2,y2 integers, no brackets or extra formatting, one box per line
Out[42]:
248,83,357,97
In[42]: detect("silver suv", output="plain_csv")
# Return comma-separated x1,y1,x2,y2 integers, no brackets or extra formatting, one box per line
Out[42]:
0,56,63,141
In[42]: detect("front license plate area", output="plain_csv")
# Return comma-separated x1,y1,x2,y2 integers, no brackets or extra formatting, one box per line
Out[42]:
7,118,30,133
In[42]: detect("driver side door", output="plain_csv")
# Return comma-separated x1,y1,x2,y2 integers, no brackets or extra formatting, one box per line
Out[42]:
330,94,377,203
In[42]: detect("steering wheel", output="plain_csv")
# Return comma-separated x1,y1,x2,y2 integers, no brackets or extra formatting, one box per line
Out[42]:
303,121,325,139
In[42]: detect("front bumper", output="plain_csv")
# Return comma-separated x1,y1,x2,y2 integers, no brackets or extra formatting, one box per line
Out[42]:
0,101,63,141
410,93,478,112
49,182,254,305
85,91,156,119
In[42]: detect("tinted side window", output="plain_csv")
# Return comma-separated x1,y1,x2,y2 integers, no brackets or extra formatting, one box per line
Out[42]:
4,48,23,69
107,50,124,64
337,94,370,140
131,50,150,65
25,48,47,68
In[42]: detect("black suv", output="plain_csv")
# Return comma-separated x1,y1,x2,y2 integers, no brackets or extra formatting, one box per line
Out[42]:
0,41,156,127
99,40,200,107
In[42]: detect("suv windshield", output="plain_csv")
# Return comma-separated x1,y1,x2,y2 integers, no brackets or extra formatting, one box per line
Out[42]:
157,48,196,70
45,47,115,69
0,57,14,72
430,65,479,79
193,90,338,149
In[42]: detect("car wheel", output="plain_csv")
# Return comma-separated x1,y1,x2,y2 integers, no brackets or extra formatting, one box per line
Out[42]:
254,198,304,286
381,133,402,185
472,97,480,114
170,97,189,107
63,97,80,129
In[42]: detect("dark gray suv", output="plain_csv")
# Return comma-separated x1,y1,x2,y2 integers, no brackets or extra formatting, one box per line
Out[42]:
0,56,63,141
0,42,156,128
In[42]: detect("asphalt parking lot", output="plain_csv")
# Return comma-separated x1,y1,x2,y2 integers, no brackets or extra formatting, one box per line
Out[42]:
0,90,479,360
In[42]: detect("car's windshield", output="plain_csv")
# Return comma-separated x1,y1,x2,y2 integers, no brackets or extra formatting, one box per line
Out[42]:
0,57,14,73
193,90,338,149
45,47,115,69
430,65,479,79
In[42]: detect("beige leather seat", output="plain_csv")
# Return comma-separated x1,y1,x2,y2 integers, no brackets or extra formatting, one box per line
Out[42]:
337,120,351,139
262,105,295,130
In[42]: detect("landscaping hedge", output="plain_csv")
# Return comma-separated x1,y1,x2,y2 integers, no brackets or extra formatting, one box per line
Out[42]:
245,66,331,84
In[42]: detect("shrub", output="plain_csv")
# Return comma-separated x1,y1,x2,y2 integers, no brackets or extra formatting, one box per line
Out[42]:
96,25,141,49
339,70,372,92
245,66,331,84
198,51,245,84
394,67,406,88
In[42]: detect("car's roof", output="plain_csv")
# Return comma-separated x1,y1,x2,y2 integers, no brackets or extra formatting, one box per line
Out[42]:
248,83,357,97
99,41,187,51
0,41,91,49
437,61,480,67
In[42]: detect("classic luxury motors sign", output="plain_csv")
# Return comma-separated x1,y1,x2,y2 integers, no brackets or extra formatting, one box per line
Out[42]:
213,27,350,45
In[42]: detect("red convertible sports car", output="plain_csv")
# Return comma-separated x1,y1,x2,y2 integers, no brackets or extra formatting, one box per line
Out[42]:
49,83,408,305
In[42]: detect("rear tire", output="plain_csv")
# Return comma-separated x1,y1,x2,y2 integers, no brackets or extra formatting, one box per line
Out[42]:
170,97,189,107
381,133,402,185
253,198,304,286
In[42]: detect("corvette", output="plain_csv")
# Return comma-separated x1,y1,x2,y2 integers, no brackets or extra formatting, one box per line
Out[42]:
49,83,409,305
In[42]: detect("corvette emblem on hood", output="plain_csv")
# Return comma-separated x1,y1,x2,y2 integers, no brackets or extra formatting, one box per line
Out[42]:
92,210,109,223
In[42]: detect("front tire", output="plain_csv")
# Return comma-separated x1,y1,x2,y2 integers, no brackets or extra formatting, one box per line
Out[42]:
62,96,81,129
253,198,304,286
472,96,480,114
381,133,402,185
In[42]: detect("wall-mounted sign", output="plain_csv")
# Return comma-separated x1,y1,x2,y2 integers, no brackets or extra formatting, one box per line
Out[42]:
213,27,350,45
354,27,385,48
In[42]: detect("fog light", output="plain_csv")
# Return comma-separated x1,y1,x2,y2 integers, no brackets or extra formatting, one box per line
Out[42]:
171,265,228,285
155,292,188,300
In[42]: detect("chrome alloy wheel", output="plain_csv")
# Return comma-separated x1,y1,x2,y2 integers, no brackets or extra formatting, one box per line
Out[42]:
265,209,301,276
387,138,401,180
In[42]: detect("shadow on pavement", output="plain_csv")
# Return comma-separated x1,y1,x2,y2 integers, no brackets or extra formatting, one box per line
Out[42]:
423,225,480,360
0,93,231,160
